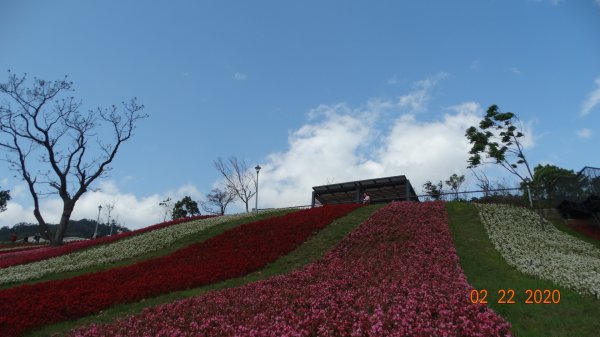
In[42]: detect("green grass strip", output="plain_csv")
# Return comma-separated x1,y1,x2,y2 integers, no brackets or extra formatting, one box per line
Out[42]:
27,204,384,337
446,202,600,337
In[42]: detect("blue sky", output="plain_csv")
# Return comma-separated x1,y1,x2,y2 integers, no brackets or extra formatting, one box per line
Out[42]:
1,0,599,229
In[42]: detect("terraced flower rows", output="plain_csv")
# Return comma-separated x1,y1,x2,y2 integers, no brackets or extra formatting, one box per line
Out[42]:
67,201,512,337
0,214,267,285
477,203,600,298
0,204,359,337
0,215,214,269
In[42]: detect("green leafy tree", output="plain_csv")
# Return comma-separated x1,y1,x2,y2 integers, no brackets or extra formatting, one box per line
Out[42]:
465,104,533,183
445,174,466,200
466,104,548,227
172,196,201,219
423,181,444,200
0,188,9,212
527,164,577,201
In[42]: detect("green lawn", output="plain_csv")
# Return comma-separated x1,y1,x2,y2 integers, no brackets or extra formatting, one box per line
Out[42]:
27,204,384,337
446,202,600,337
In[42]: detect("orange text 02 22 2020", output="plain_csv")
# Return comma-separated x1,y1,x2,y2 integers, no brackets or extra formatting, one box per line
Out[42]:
469,289,561,304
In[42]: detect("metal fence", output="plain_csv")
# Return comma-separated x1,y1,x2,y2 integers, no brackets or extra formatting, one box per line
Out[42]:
551,166,600,204
415,187,530,208
256,187,531,211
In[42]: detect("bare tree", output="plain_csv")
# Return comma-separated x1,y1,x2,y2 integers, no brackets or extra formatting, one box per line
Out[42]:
202,187,235,215
0,72,147,245
470,169,491,197
104,202,115,234
214,157,256,212
158,197,173,222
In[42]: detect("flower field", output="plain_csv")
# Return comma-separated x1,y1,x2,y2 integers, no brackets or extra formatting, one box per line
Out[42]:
0,215,214,269
0,214,257,286
477,204,600,298
67,201,511,337
0,204,359,337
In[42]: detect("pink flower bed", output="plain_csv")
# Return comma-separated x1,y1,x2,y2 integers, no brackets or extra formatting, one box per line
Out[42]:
68,201,512,337
0,205,359,337
0,215,214,269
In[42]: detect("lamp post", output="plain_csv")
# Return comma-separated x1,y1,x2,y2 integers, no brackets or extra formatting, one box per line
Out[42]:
93,205,102,239
255,165,261,212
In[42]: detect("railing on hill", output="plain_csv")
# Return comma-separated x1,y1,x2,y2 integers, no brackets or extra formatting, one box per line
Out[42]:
417,187,530,208
256,187,530,211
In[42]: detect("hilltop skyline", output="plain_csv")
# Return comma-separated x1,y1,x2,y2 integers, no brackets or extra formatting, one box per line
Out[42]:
1,0,599,229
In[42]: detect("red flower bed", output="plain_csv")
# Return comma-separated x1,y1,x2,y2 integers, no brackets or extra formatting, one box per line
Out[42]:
0,215,214,269
68,201,512,337
568,219,600,240
0,204,359,337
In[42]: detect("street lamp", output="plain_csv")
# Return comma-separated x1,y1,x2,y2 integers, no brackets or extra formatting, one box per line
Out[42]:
93,205,102,239
255,165,261,212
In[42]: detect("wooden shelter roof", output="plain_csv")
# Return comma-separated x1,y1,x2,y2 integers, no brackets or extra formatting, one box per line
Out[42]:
311,175,418,205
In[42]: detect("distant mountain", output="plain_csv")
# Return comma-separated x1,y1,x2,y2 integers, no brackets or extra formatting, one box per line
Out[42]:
0,219,131,242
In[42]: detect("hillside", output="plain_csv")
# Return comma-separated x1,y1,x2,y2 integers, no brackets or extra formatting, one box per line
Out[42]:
0,202,599,336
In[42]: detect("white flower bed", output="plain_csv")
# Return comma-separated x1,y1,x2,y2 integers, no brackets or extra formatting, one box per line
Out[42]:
477,203,600,298
0,212,266,285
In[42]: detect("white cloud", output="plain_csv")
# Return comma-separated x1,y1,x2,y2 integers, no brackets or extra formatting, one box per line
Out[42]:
259,104,376,207
505,67,521,75
387,74,400,85
397,72,447,113
234,72,247,80
376,103,482,189
254,91,490,207
581,76,600,117
595,0,600,8
528,0,563,6
469,60,480,71
253,89,542,208
0,181,206,230
577,128,593,139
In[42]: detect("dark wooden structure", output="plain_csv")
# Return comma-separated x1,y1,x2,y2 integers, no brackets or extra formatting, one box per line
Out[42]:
311,175,418,206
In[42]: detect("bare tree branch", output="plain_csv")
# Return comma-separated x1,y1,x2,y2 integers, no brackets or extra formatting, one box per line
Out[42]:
0,72,147,245
214,157,256,212
202,187,236,215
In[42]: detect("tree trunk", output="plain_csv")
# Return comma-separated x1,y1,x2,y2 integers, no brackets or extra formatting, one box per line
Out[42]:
530,186,546,230
52,200,76,246
33,208,52,242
